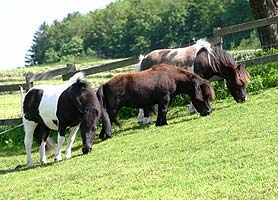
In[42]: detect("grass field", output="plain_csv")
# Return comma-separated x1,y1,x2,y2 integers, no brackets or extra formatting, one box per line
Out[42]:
0,87,278,199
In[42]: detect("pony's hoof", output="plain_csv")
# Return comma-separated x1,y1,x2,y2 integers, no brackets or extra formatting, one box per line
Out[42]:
54,156,62,162
65,153,72,160
40,160,47,165
26,161,35,168
26,164,35,168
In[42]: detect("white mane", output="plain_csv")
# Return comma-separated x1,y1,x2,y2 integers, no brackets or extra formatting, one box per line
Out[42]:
68,72,85,84
135,55,145,72
193,38,215,71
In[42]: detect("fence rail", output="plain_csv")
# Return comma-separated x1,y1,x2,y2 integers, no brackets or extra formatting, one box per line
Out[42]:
0,58,138,125
62,57,138,80
214,15,278,37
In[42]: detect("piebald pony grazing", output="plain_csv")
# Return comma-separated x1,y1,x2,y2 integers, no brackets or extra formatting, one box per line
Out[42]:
22,72,101,168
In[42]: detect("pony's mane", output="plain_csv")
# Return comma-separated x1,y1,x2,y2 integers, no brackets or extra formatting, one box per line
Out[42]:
208,48,251,85
194,39,215,71
68,72,85,84
209,47,237,73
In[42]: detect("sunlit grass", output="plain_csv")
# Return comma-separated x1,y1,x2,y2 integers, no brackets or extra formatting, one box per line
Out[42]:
0,88,278,199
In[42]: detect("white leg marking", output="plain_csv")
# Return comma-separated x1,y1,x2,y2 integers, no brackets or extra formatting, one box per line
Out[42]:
39,141,47,165
23,119,37,168
137,108,144,123
189,101,197,114
54,134,65,162
143,117,152,124
65,125,79,159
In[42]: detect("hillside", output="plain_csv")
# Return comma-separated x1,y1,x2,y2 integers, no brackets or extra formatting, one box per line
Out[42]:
0,87,277,199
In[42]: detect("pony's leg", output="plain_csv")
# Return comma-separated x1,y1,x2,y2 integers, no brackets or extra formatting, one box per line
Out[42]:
23,119,37,168
65,125,79,159
189,101,197,114
99,109,112,141
156,97,170,126
54,125,67,162
39,141,47,165
137,108,144,124
143,106,152,124
156,105,168,126
37,125,50,165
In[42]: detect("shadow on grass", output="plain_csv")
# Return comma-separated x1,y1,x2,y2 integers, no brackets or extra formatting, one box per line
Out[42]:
0,153,86,175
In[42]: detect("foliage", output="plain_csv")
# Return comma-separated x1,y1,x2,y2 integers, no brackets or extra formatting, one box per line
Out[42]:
25,0,252,66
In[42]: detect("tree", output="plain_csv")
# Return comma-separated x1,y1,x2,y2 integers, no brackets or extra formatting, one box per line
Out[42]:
25,22,50,65
249,0,278,49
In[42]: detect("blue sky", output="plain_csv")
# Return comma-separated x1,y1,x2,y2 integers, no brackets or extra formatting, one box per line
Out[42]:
0,0,116,70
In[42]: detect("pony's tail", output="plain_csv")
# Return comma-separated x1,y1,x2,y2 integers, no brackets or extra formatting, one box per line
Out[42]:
20,85,25,119
96,84,107,113
135,55,145,72
96,85,113,140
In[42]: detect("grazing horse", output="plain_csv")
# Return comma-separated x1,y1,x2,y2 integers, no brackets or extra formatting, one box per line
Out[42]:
22,72,101,168
137,39,251,123
96,64,215,140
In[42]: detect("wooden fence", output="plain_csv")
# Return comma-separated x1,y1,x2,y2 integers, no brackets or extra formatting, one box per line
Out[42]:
0,58,138,126
1,16,278,126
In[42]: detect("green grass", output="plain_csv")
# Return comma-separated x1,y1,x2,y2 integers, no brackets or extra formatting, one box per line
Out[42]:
0,87,278,199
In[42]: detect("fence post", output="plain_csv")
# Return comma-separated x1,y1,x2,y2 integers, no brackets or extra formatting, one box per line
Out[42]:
62,64,77,81
25,73,34,91
212,27,223,48
213,27,225,88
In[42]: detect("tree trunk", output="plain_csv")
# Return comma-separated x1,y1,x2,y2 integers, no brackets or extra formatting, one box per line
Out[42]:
249,0,278,49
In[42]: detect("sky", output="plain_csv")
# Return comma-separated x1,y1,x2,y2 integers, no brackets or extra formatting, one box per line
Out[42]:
0,0,116,70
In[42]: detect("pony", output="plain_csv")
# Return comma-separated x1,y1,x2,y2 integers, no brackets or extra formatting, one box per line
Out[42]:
96,64,215,140
22,72,101,168
137,39,251,123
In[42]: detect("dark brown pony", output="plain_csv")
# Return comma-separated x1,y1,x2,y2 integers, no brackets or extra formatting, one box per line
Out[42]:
97,64,215,140
138,39,250,102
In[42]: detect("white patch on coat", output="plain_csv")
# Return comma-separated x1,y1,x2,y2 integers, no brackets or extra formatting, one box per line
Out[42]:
35,84,70,130
30,72,85,130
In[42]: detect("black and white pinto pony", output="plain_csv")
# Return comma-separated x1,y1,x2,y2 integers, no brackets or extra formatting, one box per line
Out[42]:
96,64,215,140
22,72,101,168
136,39,251,124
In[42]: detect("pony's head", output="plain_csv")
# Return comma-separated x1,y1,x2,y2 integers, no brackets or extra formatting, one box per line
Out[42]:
68,81,101,154
190,76,215,116
79,106,100,154
223,63,251,103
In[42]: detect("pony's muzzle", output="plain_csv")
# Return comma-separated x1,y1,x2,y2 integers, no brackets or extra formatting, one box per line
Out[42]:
200,109,211,116
236,96,247,103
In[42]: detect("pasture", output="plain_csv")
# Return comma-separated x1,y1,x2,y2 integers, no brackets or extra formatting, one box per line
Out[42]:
0,85,278,199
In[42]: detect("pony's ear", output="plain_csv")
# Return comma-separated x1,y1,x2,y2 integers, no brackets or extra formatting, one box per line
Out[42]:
237,63,251,84
200,81,215,100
